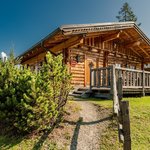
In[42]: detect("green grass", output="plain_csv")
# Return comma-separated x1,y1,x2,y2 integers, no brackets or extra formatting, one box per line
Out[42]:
0,134,58,150
89,97,150,150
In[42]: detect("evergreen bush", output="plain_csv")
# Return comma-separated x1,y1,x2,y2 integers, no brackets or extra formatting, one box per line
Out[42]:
0,52,71,133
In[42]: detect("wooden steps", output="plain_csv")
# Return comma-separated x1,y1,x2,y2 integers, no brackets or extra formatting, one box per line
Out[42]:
69,86,150,99
69,87,89,97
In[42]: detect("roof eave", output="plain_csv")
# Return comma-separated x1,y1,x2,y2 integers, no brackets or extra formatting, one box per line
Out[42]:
133,24,150,46
17,27,61,58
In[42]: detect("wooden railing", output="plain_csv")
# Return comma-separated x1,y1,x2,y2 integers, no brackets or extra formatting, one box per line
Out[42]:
115,67,150,89
90,65,135,149
90,65,150,92
90,66,112,89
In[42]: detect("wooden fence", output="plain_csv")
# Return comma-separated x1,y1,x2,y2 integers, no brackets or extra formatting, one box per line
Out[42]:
90,65,150,150
90,65,135,150
90,65,150,96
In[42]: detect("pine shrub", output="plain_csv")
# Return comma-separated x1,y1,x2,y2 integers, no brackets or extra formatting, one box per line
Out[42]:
0,52,71,133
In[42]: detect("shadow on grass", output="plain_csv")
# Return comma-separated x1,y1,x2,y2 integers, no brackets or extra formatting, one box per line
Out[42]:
0,123,56,150
32,127,55,150
0,127,23,150
0,128,55,150
64,116,112,150
32,115,63,150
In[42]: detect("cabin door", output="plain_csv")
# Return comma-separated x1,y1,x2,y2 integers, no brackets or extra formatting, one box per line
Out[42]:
85,57,97,86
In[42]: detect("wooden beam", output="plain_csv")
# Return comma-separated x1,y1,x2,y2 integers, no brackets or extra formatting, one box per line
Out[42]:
125,41,141,48
50,35,84,53
103,51,109,67
123,30,131,39
129,47,142,58
138,45,150,57
103,31,122,42
83,44,141,61
143,58,150,63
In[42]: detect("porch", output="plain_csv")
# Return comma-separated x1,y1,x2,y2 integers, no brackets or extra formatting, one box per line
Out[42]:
89,65,150,98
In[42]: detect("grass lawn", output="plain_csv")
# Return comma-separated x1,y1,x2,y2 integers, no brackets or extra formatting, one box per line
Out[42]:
89,96,150,150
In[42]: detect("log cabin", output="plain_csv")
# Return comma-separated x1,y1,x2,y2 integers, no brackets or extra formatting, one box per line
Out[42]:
19,22,150,97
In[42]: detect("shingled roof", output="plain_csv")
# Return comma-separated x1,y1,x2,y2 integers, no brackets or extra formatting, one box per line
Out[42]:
19,22,150,63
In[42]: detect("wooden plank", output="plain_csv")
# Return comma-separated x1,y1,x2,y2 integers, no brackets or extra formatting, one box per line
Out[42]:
90,68,92,90
71,70,84,74
103,31,121,42
50,35,84,53
122,71,125,86
110,65,119,114
125,41,140,48
145,73,147,87
126,71,129,87
84,54,87,87
135,72,137,86
139,73,142,86
123,86,143,89
103,51,109,67
102,69,106,86
115,67,143,73
148,74,150,87
130,72,132,86
72,74,85,78
89,37,92,46
107,68,111,86
142,70,145,96
98,70,100,87
94,70,97,86
117,76,123,101
130,47,142,57
22,51,46,65
138,45,150,57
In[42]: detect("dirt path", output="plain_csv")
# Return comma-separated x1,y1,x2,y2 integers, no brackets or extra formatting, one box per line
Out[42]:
70,101,111,150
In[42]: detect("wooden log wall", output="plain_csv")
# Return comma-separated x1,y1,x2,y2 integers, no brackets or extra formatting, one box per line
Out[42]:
84,36,142,69
21,34,143,87
69,47,105,87
69,48,85,86
22,52,46,65
69,36,143,87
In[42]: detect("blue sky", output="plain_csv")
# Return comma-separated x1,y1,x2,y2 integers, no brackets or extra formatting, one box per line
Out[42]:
0,0,150,56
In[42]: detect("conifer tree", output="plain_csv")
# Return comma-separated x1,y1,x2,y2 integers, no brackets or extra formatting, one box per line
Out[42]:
116,2,141,26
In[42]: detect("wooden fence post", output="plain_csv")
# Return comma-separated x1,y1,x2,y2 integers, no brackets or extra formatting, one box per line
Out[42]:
90,68,92,91
118,75,123,101
110,65,119,115
117,77,124,142
117,75,131,150
120,101,131,150
142,70,145,96
89,62,94,91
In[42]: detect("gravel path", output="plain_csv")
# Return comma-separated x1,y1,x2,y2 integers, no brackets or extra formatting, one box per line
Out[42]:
70,101,111,150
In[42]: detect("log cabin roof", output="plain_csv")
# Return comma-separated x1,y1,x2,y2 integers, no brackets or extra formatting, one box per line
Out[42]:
19,22,150,63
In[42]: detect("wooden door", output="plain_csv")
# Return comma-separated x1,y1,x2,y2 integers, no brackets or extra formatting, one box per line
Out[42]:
85,58,97,86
